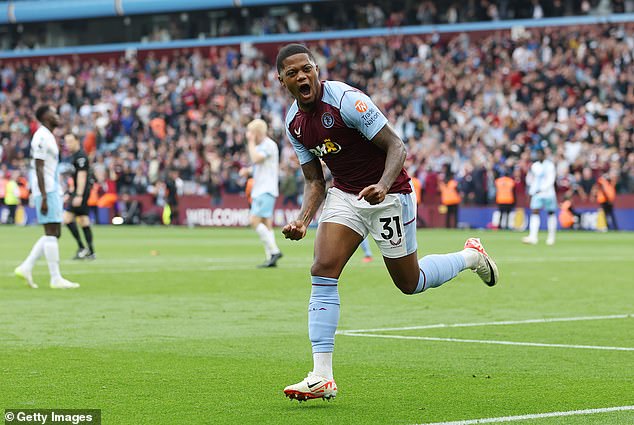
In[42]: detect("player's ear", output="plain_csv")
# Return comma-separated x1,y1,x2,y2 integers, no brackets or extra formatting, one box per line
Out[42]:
278,75,286,88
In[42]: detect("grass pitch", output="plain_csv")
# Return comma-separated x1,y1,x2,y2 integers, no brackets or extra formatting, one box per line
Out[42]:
1,226,633,424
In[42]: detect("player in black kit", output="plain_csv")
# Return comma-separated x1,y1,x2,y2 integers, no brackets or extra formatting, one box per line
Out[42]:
63,133,96,259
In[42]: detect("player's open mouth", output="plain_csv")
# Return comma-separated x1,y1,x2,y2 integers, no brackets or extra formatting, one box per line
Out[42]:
298,84,311,99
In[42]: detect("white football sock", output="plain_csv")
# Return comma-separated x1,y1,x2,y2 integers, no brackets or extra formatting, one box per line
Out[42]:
547,214,557,242
266,228,280,255
459,248,480,270
43,236,62,281
529,214,540,241
255,223,271,259
21,236,46,270
492,211,501,228
313,352,333,380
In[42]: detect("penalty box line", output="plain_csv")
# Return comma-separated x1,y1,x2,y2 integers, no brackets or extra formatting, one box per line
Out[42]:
337,314,634,352
338,332,634,351
415,404,634,425
337,313,633,333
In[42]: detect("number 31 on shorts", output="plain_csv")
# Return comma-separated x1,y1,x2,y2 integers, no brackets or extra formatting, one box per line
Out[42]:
379,216,402,240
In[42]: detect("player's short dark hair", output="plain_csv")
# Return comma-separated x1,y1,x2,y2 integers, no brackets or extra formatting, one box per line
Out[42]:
276,44,315,73
35,105,51,122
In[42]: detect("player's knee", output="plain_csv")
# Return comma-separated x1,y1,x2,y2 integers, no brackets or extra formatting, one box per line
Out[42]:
310,260,340,279
394,278,418,295
398,282,418,295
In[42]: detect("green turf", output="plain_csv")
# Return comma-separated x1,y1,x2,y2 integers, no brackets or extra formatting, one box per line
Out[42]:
1,226,633,424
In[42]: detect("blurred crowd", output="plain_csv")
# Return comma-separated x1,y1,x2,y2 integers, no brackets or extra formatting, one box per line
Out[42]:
6,0,631,51
1,23,634,214
188,0,631,38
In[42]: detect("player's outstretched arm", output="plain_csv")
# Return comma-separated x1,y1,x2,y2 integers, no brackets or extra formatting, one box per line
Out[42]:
282,158,326,240
358,124,406,205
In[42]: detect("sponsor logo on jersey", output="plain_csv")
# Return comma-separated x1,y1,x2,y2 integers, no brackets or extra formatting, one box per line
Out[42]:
321,112,334,128
355,100,368,113
308,139,341,157
361,108,381,128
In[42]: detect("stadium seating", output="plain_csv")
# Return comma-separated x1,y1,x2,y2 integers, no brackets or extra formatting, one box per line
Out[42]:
1,20,633,228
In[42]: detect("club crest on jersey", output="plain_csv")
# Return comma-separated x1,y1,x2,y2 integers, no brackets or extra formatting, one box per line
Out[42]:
309,138,341,157
321,112,334,128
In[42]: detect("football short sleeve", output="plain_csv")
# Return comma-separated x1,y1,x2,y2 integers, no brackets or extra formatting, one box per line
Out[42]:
75,154,89,171
255,143,271,160
286,128,316,165
339,91,388,141
31,134,48,160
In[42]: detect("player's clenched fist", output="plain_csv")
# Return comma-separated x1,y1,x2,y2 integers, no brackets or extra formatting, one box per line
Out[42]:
282,220,307,240
358,183,388,205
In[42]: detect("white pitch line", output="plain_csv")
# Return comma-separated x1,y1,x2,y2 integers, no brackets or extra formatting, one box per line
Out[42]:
1,255,631,267
3,263,312,277
338,314,632,334
496,256,632,263
416,405,634,425
0,257,301,266
339,333,634,351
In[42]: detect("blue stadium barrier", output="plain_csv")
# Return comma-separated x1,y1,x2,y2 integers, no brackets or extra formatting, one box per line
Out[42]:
0,1,8,24
1,13,633,58
122,0,326,16
0,0,328,24
120,0,233,16
10,0,115,23
457,207,633,231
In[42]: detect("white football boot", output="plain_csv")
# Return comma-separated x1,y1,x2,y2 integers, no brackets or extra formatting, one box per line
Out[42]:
522,236,538,245
50,277,80,289
14,265,38,289
284,372,337,401
464,238,499,287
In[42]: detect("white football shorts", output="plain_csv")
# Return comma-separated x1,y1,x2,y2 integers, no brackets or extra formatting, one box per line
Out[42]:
319,186,418,258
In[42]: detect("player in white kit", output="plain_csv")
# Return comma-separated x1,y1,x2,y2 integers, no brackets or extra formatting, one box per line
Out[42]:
243,119,283,268
523,149,558,245
14,105,80,289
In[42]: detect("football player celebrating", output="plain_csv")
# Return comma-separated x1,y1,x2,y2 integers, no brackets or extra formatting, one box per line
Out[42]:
278,44,499,401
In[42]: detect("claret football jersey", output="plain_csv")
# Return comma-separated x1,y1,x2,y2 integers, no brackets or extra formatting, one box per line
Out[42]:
285,80,411,195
